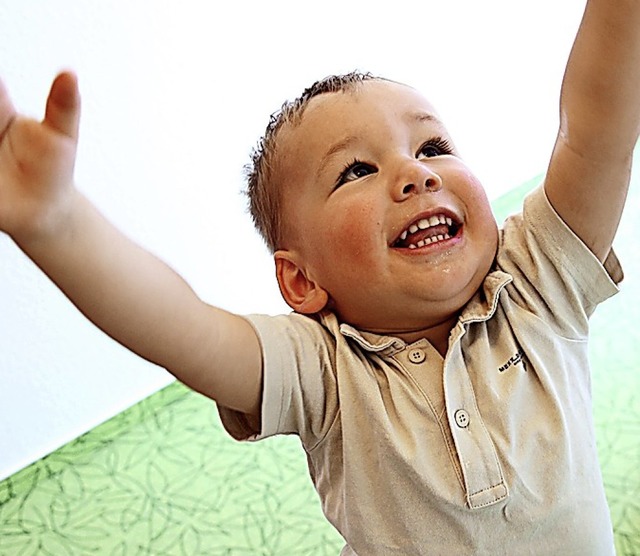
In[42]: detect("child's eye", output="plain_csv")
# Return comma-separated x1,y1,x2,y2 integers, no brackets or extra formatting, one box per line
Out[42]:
336,160,377,187
417,137,453,159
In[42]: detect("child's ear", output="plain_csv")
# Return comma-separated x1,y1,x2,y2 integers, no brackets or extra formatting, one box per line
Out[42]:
274,250,329,314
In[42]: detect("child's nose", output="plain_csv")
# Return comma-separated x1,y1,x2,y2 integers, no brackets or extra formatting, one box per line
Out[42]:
391,160,442,200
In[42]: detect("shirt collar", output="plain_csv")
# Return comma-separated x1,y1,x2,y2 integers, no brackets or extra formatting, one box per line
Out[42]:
339,324,407,353
459,269,512,324
335,269,513,353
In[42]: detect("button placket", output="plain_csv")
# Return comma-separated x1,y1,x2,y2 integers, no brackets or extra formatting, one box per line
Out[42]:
444,344,508,509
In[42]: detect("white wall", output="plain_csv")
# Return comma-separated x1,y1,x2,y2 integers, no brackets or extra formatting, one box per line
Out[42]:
0,0,584,480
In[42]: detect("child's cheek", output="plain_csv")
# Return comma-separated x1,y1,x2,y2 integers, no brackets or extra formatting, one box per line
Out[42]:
328,203,380,261
461,170,490,204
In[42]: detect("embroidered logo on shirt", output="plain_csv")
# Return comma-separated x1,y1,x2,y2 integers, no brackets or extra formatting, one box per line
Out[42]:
498,348,527,373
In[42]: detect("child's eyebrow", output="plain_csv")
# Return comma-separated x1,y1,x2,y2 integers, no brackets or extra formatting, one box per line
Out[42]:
317,112,443,177
318,135,359,176
408,111,443,126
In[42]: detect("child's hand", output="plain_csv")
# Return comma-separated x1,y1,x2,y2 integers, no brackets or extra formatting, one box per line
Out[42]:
0,72,80,243
0,71,263,418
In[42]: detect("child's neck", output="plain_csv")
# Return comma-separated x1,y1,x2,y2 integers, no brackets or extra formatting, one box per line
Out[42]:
389,314,459,358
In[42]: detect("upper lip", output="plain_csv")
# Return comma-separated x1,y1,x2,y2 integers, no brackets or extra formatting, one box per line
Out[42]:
391,208,462,247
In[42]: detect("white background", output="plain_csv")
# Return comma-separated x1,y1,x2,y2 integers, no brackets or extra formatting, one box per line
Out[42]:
0,0,584,480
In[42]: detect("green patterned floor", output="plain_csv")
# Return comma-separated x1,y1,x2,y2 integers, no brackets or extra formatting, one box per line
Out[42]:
0,383,343,555
0,176,638,555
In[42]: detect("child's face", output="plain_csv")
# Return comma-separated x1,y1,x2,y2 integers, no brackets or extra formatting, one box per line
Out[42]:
275,80,498,337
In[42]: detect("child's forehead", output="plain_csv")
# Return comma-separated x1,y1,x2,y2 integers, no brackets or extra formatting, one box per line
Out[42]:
303,79,440,123
280,80,446,156
272,79,450,189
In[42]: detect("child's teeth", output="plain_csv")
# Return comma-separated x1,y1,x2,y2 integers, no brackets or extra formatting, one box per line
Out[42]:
403,232,451,250
400,214,456,245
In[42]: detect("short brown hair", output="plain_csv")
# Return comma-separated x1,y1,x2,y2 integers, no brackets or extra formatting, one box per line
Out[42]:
245,71,377,253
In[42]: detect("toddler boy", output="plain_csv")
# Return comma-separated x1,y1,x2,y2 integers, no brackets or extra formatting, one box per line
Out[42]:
0,0,637,553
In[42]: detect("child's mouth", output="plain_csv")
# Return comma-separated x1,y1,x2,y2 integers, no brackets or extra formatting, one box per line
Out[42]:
392,213,462,249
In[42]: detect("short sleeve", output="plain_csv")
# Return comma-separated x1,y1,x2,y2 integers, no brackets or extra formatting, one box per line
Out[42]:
497,186,622,338
217,312,340,449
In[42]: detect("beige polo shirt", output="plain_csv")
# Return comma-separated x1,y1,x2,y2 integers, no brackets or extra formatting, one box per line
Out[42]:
219,186,622,555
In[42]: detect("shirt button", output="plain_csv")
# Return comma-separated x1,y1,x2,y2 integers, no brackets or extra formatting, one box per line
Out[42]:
454,409,470,428
408,348,426,364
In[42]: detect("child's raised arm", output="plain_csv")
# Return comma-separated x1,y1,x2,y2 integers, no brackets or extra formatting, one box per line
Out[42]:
544,0,640,262
0,73,263,421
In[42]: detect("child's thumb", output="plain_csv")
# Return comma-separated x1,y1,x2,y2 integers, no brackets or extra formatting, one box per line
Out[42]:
44,71,81,140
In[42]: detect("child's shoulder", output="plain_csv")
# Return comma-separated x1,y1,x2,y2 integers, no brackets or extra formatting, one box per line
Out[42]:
496,185,622,332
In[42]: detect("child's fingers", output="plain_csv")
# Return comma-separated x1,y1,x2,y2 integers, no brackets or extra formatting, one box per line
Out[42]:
44,71,81,140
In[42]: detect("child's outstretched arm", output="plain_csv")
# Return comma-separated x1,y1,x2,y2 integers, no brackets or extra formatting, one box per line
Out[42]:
544,0,640,261
0,73,262,421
